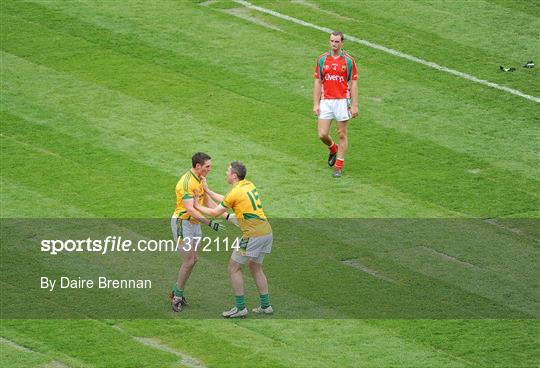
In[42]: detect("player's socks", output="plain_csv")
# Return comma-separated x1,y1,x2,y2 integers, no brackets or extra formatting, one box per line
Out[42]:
327,143,338,166
173,285,183,297
336,158,344,170
235,295,246,310
260,294,271,309
328,142,338,154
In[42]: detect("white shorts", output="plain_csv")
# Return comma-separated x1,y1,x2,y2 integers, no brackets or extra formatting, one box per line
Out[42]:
319,98,351,122
231,233,273,264
171,215,202,251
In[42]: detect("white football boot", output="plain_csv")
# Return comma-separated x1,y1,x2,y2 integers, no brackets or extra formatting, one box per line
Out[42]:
252,305,273,314
222,306,248,318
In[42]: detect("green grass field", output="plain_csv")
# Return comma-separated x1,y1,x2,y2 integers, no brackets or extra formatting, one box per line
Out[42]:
1,0,539,367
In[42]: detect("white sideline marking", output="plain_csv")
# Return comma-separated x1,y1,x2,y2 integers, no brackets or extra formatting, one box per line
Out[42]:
234,0,540,103
41,361,71,368
466,168,481,175
0,337,70,368
418,246,474,268
291,0,354,21
134,337,207,368
223,8,282,31
0,336,34,353
111,325,207,368
342,259,397,283
199,0,217,6
484,219,523,236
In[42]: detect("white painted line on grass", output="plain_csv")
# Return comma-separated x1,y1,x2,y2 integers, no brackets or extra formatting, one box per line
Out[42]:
224,8,282,32
418,246,474,268
342,259,397,283
234,0,540,103
41,361,71,368
134,337,207,368
0,336,34,353
111,325,207,368
484,219,523,236
291,0,354,21
0,337,70,368
199,0,218,6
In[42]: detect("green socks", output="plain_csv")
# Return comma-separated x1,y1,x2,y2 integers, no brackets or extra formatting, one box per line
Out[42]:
173,285,183,297
235,295,246,310
260,294,270,308
233,294,269,309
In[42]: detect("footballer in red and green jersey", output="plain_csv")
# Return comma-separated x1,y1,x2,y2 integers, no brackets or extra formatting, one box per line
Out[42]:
314,50,358,99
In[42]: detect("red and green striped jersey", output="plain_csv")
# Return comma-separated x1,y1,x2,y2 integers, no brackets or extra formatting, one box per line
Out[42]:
314,50,358,99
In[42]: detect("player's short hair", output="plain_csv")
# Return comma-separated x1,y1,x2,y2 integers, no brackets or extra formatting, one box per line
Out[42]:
230,161,246,180
331,31,344,41
192,152,211,168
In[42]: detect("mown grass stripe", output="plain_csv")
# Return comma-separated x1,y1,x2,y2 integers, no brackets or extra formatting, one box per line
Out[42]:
1,53,457,218
4,0,538,182
1,1,538,366
3,47,537,218
235,0,540,103
110,324,207,368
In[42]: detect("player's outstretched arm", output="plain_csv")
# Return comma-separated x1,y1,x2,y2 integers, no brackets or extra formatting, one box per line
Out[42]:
203,193,238,225
186,197,225,232
193,196,227,218
201,176,225,202
205,193,218,208
183,198,212,226
193,191,228,231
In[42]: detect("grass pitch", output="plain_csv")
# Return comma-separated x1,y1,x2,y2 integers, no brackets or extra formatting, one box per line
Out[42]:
1,0,539,367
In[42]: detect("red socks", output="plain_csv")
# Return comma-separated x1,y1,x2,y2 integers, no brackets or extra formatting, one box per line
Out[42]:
328,143,343,169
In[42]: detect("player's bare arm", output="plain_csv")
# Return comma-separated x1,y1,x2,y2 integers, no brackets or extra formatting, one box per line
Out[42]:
201,176,225,202
187,196,225,232
349,79,358,118
193,191,228,218
313,78,322,116
183,198,212,226
204,192,235,221
204,192,218,208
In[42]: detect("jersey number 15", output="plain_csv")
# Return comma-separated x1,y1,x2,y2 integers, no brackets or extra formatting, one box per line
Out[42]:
246,189,263,210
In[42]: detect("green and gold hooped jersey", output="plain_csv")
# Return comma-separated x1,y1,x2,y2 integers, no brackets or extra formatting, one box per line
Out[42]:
221,179,272,238
174,170,205,222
